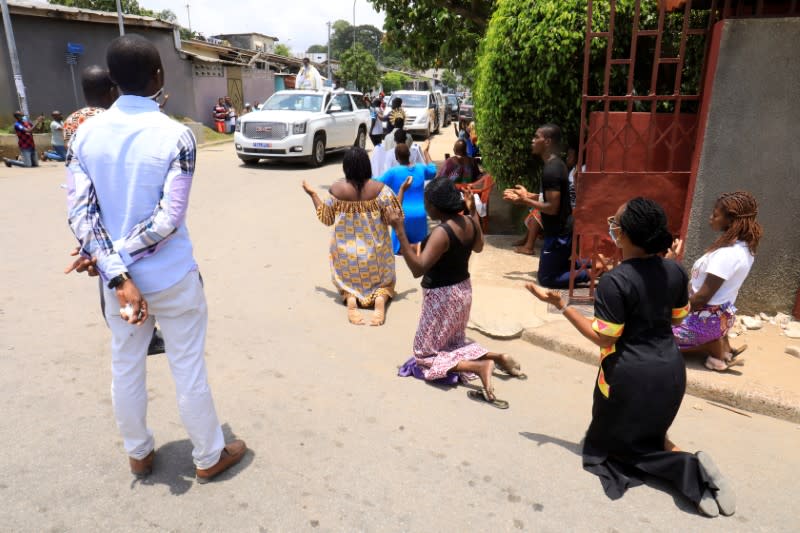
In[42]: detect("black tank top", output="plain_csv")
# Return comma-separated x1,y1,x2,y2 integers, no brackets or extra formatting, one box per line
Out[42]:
421,217,477,289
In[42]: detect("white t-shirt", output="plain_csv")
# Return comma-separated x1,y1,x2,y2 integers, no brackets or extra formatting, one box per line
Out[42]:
689,241,754,305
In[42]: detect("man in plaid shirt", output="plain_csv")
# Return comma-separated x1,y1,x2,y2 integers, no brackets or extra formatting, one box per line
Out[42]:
4,111,44,168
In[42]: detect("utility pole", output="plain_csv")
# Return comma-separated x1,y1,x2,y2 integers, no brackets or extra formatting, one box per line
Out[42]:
115,0,125,35
326,21,332,83
1,0,29,116
352,0,356,48
186,3,192,33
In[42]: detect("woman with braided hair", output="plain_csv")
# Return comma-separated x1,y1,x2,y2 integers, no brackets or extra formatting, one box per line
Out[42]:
389,178,526,409
671,191,763,371
303,147,406,326
527,197,736,517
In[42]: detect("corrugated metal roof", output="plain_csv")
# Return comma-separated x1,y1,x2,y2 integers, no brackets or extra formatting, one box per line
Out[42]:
7,0,174,29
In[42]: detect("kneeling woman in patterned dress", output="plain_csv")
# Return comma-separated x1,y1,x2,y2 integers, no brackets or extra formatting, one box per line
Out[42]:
389,177,526,409
303,147,404,326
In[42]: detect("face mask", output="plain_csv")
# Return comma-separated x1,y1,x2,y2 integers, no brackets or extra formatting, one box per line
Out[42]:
147,86,164,101
608,227,621,248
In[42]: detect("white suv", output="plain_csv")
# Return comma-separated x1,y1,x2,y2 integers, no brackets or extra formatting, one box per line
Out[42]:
235,89,371,166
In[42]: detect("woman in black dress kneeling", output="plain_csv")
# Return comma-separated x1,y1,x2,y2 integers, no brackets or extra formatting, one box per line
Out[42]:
527,197,735,518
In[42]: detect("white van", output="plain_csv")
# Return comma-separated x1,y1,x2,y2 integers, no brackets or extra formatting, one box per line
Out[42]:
390,90,441,139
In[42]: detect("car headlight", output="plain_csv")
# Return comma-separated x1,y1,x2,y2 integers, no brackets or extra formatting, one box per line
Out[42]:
293,122,307,134
235,120,241,132
415,114,427,124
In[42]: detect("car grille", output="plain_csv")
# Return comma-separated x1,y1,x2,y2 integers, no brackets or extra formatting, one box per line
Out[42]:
243,122,288,140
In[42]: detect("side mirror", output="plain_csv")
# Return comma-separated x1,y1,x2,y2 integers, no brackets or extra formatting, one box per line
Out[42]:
328,104,342,113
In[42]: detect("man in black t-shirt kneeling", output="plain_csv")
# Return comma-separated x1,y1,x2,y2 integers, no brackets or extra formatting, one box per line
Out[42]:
503,124,590,288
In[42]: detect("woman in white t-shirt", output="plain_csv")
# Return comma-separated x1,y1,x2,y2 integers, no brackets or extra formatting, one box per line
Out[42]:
671,191,763,371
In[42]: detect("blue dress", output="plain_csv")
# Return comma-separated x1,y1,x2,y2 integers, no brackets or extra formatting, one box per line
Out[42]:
377,162,436,253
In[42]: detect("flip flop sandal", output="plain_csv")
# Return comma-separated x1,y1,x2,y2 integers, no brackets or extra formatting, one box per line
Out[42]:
467,388,509,409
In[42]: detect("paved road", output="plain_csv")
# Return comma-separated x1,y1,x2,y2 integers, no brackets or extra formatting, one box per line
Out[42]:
1,138,797,532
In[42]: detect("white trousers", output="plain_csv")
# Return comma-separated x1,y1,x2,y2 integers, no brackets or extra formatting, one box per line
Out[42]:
104,270,224,469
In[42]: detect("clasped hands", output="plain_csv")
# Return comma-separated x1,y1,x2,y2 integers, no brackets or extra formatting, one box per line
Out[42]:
503,184,532,205
64,247,149,325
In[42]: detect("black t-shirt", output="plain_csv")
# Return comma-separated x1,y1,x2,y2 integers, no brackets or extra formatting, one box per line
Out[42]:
540,157,572,237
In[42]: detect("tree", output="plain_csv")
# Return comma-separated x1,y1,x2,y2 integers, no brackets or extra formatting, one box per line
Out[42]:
274,44,292,57
441,70,458,91
381,71,411,93
329,20,385,63
368,0,495,71
474,0,706,189
307,44,327,54
339,44,380,93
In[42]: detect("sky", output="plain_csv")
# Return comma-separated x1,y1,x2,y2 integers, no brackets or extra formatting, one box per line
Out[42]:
140,0,386,53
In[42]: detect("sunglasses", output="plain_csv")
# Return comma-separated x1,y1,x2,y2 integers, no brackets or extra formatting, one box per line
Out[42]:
607,216,620,228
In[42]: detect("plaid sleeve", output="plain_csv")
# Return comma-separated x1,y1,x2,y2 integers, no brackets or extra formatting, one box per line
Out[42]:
65,139,127,282
113,129,197,264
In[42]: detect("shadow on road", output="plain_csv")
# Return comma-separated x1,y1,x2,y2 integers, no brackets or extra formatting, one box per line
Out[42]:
129,423,254,495
519,431,582,456
238,151,347,172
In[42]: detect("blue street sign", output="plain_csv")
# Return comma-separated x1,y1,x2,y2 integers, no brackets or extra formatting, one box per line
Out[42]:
67,42,84,55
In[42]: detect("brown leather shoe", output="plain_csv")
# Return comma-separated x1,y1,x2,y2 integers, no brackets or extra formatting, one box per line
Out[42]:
196,440,247,484
129,450,155,478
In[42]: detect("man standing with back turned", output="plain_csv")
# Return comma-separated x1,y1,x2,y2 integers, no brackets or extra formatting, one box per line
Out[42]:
66,35,246,483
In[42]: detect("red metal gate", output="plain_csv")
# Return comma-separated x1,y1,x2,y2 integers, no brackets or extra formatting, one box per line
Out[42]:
569,0,718,302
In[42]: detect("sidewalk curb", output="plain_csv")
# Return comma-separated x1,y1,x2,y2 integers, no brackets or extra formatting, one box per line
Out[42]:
521,323,800,424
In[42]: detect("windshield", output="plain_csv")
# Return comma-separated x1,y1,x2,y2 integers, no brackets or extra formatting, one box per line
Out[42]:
461,98,473,106
447,95,458,105
394,94,428,108
263,93,323,112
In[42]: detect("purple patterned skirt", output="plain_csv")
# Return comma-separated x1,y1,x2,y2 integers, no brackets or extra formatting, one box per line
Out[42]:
672,302,736,350
397,279,488,384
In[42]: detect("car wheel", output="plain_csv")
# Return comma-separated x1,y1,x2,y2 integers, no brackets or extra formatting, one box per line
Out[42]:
354,127,366,149
239,156,259,165
309,134,326,167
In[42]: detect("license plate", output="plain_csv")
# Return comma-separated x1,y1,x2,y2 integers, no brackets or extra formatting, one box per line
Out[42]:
254,142,271,148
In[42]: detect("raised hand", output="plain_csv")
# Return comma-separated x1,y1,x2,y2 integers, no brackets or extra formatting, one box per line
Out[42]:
513,184,529,197
665,238,684,260
525,282,565,308
302,180,316,196
400,176,413,194
384,207,405,229
464,190,475,214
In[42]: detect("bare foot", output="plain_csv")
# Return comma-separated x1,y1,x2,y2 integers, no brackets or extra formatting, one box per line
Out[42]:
476,359,496,396
665,436,681,452
513,246,536,256
346,296,364,325
370,296,386,326
512,236,527,247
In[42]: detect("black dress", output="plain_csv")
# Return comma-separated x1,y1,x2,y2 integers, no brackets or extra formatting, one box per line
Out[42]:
583,256,712,503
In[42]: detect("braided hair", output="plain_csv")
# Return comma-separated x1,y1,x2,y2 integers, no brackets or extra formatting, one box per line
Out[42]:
342,147,371,194
708,191,763,255
619,197,673,255
425,177,466,215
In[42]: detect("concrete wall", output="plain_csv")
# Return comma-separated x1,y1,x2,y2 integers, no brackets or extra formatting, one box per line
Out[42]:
242,72,274,108
192,76,227,128
685,17,800,314
0,16,199,124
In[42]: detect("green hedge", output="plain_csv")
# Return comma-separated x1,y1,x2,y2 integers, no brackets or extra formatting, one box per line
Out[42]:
474,0,706,189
